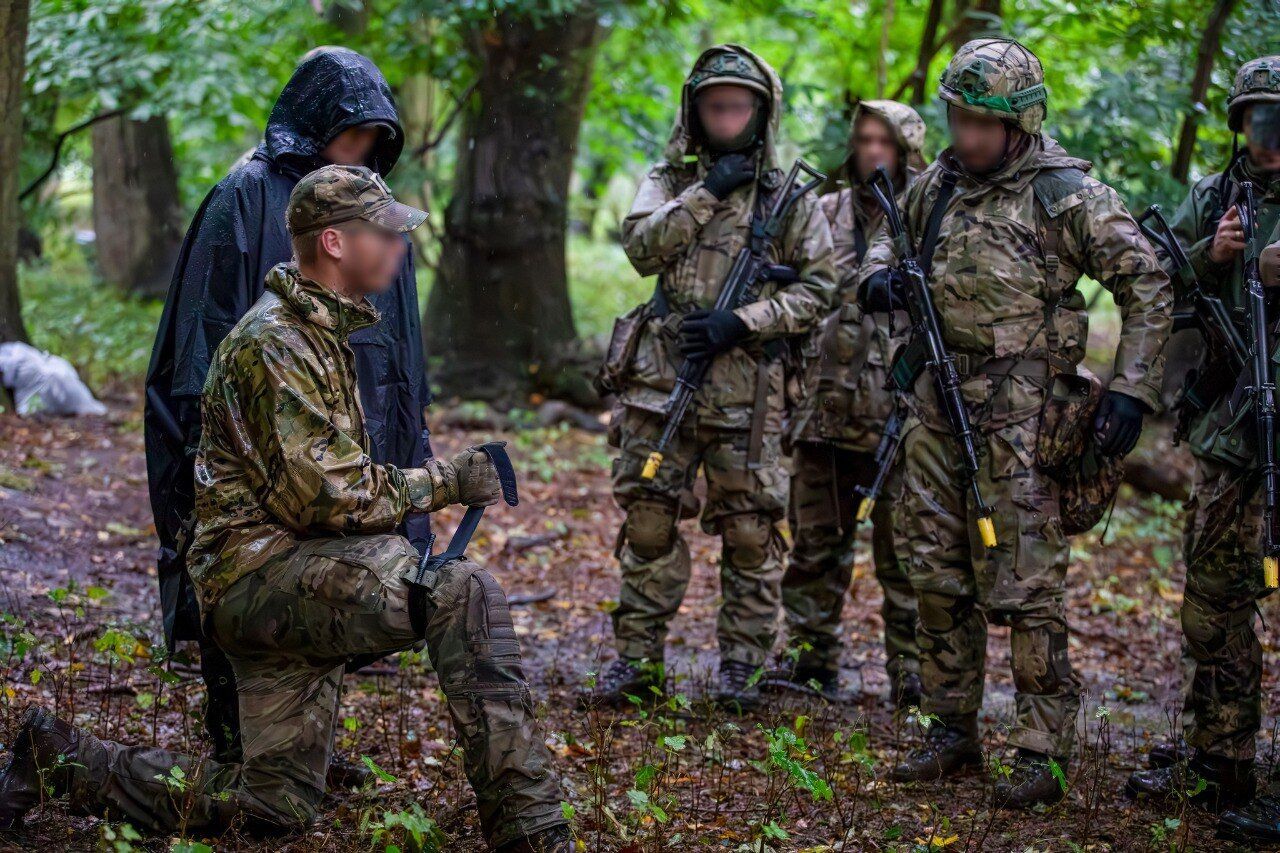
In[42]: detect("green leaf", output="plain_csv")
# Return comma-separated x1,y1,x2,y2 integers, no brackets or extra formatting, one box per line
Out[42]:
361,755,397,784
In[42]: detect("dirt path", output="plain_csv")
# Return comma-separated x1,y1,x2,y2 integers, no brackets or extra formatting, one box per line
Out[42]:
0,393,1274,851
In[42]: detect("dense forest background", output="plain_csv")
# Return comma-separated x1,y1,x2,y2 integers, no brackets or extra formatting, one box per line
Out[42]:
1,0,1278,403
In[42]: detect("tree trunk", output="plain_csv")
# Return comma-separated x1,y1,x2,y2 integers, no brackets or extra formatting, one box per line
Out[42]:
951,0,1001,48
91,115,184,298
1172,0,1237,183
0,0,30,347
427,6,602,404
910,0,945,104
876,0,895,98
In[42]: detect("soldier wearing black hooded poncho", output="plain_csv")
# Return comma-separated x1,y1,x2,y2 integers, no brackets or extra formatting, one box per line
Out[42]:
143,47,432,765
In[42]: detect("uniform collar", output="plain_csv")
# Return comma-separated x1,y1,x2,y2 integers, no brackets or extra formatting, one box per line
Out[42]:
266,263,380,337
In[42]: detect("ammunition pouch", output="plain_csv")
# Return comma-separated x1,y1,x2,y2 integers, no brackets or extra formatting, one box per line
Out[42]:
595,301,654,397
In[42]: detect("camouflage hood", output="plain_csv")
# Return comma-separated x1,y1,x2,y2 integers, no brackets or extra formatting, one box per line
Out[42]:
264,263,380,339
939,132,1090,188
845,99,928,181
663,44,785,176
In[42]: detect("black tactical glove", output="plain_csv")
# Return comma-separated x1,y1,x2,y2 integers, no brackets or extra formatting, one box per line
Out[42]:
703,153,755,200
1093,390,1149,457
858,268,906,313
678,309,750,361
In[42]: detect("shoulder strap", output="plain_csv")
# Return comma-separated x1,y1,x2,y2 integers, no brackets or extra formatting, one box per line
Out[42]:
1031,167,1088,353
919,170,959,277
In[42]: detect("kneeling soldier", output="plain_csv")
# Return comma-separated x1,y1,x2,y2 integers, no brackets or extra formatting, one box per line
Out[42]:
583,45,835,711
862,39,1171,807
766,100,928,705
0,166,567,852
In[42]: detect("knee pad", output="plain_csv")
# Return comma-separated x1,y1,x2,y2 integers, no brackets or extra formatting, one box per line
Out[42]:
917,592,973,633
720,512,774,570
625,499,679,560
1008,616,1072,693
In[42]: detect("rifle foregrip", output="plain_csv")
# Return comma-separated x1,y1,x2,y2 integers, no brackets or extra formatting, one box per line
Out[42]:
641,451,663,481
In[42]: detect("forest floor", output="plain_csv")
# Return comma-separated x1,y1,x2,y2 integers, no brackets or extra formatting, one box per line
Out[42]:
0,388,1277,852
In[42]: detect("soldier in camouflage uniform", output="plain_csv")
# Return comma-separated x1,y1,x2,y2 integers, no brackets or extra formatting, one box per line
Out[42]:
861,39,1172,807
581,45,836,711
1124,57,1280,843
762,101,927,704
0,167,567,852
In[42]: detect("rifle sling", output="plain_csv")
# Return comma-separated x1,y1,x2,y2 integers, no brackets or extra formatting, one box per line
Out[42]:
920,170,959,276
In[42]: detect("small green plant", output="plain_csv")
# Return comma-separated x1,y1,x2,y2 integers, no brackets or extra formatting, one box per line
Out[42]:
363,803,446,852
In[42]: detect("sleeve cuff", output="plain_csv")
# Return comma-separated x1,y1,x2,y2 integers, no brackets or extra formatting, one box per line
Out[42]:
1188,236,1229,283
404,458,459,513
680,184,719,226
733,300,774,335
1108,377,1161,414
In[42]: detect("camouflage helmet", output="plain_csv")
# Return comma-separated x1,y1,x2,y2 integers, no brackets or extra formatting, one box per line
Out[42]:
687,47,770,99
1227,55,1280,132
939,38,1047,135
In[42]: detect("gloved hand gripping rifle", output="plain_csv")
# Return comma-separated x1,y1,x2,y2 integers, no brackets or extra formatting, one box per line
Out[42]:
867,165,997,548
641,158,826,481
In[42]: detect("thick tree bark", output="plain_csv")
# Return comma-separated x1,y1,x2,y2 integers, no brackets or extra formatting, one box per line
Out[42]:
91,115,184,298
0,0,31,345
427,6,602,404
1172,0,1238,183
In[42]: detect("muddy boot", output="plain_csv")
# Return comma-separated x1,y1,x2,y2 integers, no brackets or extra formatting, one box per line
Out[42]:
994,750,1066,809
1147,737,1189,769
576,659,660,709
496,823,572,853
890,670,923,710
0,708,81,829
1126,752,1256,812
758,661,839,701
714,660,763,713
326,754,373,790
1218,789,1280,844
890,723,982,783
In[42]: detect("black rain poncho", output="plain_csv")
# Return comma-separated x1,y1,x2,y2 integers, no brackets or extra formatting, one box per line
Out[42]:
144,47,432,647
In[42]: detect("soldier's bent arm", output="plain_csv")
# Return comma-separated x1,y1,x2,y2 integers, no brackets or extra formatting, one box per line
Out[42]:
1074,184,1174,410
241,338,457,533
1167,178,1233,292
734,196,838,340
621,166,720,276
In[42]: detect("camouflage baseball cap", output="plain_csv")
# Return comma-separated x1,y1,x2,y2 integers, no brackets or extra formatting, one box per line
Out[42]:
1228,56,1280,132
287,164,426,237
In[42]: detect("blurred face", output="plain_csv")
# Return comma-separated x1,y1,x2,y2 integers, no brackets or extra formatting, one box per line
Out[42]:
696,85,760,151
321,124,382,167
1244,105,1280,174
852,113,901,181
948,108,1010,174
316,223,406,297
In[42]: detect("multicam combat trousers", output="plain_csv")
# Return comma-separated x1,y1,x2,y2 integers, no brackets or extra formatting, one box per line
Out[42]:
44,534,564,847
900,418,1080,758
611,406,789,668
780,440,918,678
1180,454,1273,762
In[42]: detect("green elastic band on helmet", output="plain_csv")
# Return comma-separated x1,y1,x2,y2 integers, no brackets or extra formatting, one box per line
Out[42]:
959,82,1046,114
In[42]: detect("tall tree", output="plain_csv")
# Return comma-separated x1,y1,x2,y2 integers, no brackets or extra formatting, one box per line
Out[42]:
1,0,31,345
427,3,603,403
1172,0,1238,183
90,114,184,297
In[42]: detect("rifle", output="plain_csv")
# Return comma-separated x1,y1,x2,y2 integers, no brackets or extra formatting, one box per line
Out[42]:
854,403,905,523
640,158,826,481
1239,182,1280,589
867,165,997,548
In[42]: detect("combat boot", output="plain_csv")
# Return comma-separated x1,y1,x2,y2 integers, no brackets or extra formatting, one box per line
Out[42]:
758,661,839,701
1146,737,1189,768
576,659,661,709
890,723,982,783
994,750,1066,809
1126,752,1256,812
1218,789,1280,844
890,670,923,710
496,823,572,852
714,660,763,713
0,707,82,828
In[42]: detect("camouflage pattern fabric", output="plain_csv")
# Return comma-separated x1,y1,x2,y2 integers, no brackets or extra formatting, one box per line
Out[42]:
1227,54,1280,131
287,164,428,236
939,38,1048,135
610,407,788,668
45,537,563,845
860,132,1172,757
780,442,917,677
189,264,461,610
618,43,836,433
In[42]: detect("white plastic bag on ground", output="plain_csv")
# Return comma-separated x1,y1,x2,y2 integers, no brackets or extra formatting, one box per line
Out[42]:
0,341,107,416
